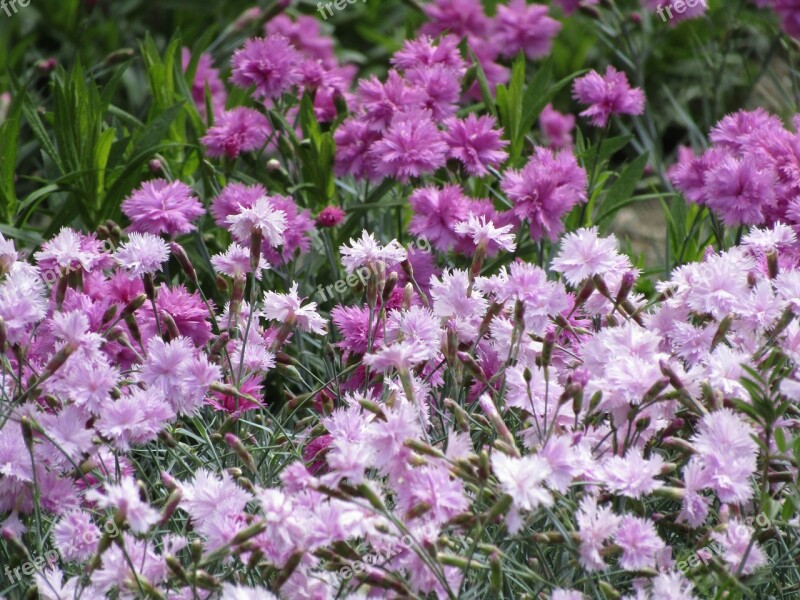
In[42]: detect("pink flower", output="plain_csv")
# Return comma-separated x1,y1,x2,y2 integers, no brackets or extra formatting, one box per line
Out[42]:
613,515,665,571
86,477,160,533
260,194,313,264
266,14,336,66
53,511,100,561
442,114,508,176
121,179,204,237
602,450,664,499
501,147,588,240
263,283,327,335
576,496,621,571
710,518,767,575
405,64,461,121
539,104,575,149
702,154,775,226
231,35,303,100
201,107,272,158
369,110,448,182
491,452,553,512
363,341,429,373
420,0,491,38
339,231,407,273
142,283,213,346
495,0,562,60
572,66,646,127
96,388,175,450
552,227,624,285
212,243,270,279
391,35,467,76
357,71,426,132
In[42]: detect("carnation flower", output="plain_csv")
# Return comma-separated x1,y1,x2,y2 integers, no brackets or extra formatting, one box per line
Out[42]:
210,182,266,228
339,230,408,273
552,227,624,285
316,205,346,228
603,450,664,499
96,388,176,450
702,154,775,226
420,0,491,38
369,110,448,182
363,341,429,373
53,511,100,562
201,107,272,158
613,515,665,571
572,66,646,127
86,477,159,533
212,243,270,279
263,283,327,335
405,64,461,121
333,117,382,179
409,185,471,252
576,496,621,571
494,0,561,60
121,179,204,237
454,213,517,252
226,196,288,247
231,35,303,100
539,103,575,149
442,114,508,176
710,518,767,575
391,34,467,75
501,147,588,240
115,232,170,278
357,71,426,132
491,452,553,512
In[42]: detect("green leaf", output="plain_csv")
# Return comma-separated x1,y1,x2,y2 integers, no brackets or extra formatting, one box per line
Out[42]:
0,93,23,221
595,153,649,228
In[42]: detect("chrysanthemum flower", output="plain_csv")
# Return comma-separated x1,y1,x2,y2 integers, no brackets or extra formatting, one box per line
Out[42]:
122,179,204,237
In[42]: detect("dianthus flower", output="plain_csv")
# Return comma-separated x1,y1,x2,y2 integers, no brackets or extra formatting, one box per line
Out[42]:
122,179,204,237
572,66,645,127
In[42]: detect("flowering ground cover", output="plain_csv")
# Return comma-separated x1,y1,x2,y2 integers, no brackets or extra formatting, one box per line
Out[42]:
4,1,800,599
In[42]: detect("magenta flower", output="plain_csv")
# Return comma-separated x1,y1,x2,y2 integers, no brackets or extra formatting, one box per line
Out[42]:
539,104,575,150
315,205,346,228
142,283,214,347
122,179,204,237
333,117,382,180
201,107,271,159
210,182,266,228
572,66,646,127
357,70,425,132
405,64,461,121
702,154,775,226
369,110,448,182
420,0,491,38
495,0,562,60
409,185,471,252
266,14,336,66
231,35,303,100
391,35,467,76
442,114,508,176
182,48,227,120
501,147,588,240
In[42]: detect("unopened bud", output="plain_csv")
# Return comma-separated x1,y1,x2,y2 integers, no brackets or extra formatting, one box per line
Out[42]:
170,243,198,283
225,433,257,473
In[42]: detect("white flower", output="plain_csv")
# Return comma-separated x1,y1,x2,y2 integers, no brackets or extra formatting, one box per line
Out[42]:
262,283,327,335
339,231,407,273
226,196,287,247
491,452,553,512
454,213,516,252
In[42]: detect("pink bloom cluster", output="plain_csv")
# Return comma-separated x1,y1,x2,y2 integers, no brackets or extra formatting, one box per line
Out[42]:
669,108,800,227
